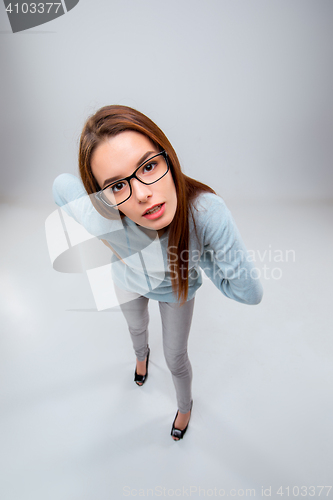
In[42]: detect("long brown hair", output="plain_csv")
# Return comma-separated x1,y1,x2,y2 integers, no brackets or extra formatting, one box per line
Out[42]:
79,105,215,303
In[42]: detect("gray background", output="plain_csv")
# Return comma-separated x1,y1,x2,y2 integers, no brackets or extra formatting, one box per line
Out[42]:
1,0,332,203
1,2,333,500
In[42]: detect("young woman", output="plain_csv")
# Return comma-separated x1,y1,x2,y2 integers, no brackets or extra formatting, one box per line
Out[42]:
52,105,263,441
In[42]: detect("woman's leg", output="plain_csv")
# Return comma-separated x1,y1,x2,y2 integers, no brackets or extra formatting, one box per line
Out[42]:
158,298,195,414
114,285,150,362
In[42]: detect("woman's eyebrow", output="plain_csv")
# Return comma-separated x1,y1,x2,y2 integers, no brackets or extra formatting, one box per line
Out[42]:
101,150,156,188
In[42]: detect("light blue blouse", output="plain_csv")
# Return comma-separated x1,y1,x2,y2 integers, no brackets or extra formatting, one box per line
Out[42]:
52,173,263,305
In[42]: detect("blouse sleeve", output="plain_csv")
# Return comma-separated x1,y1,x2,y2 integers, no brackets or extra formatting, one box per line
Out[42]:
52,173,122,237
197,195,263,305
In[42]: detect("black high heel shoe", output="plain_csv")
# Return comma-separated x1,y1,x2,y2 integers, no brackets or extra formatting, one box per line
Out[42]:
134,346,150,386
171,399,193,440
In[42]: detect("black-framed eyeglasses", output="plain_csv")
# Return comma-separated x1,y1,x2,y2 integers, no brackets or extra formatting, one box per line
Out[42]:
95,150,170,208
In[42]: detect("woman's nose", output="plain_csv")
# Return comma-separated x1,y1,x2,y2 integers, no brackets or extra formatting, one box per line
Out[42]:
131,178,153,202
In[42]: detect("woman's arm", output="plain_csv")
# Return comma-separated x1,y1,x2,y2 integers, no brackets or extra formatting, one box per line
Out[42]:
197,195,263,305
52,173,122,237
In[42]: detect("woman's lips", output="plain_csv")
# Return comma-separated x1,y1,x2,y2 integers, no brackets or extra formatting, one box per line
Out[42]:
142,203,166,220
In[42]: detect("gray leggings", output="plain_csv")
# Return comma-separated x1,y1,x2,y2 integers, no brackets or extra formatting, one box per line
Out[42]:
115,286,195,414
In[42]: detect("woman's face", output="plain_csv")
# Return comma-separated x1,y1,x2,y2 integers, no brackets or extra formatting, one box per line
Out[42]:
91,131,177,232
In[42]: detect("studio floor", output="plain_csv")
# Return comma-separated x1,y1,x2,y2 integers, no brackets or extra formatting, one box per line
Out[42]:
1,199,332,500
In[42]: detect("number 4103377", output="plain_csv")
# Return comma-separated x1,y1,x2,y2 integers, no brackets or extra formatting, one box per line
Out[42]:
5,3,62,14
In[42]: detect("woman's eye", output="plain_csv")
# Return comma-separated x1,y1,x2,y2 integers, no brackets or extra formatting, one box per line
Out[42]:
111,182,125,193
143,162,157,173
